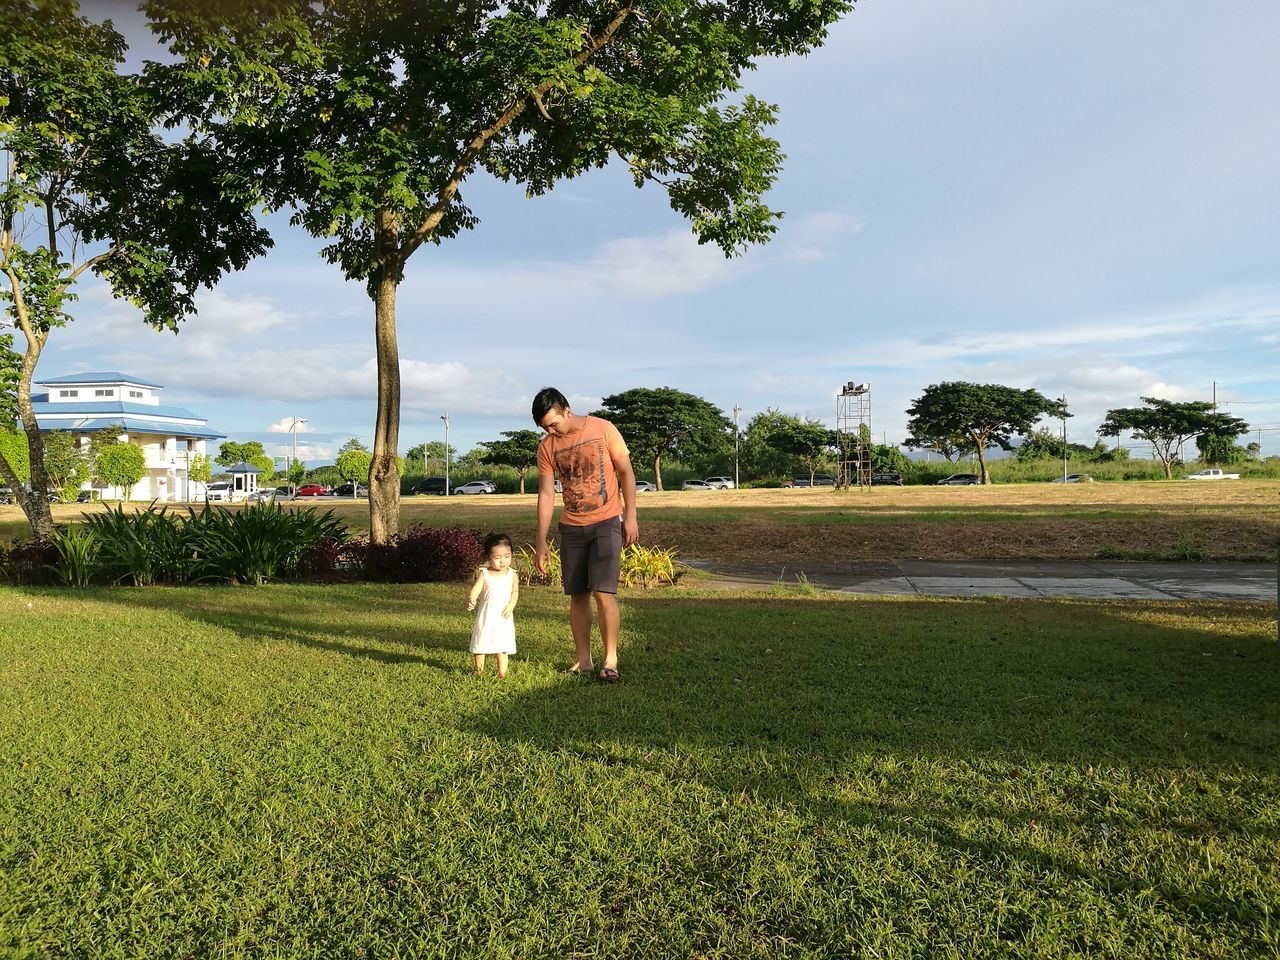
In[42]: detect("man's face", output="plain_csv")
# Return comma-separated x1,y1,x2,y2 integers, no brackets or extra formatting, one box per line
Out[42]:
538,406,575,437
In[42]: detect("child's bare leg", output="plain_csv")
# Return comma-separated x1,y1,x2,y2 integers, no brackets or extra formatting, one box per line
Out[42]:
496,652,509,678
472,654,485,676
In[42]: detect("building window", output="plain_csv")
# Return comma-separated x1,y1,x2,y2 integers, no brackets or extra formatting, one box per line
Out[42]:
58,390,79,397
95,389,113,397
129,390,143,399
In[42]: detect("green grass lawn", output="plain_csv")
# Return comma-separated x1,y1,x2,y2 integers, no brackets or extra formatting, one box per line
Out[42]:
1,583,1278,958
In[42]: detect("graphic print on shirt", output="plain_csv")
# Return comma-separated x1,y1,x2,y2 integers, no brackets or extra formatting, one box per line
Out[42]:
554,436,609,516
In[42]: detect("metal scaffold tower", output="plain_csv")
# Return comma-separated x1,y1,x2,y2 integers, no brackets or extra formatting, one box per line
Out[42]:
836,381,872,487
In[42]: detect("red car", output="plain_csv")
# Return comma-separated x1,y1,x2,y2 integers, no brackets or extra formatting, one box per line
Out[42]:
295,484,327,497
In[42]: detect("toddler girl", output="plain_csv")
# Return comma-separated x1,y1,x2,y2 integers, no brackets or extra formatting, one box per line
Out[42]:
466,533,519,677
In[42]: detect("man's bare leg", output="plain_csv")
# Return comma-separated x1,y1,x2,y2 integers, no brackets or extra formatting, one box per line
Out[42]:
568,592,595,672
594,591,620,670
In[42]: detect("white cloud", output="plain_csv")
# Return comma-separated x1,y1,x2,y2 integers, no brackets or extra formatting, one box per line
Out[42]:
778,211,865,263
266,417,313,433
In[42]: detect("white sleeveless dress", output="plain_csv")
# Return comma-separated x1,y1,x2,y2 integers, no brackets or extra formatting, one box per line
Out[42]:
469,568,517,655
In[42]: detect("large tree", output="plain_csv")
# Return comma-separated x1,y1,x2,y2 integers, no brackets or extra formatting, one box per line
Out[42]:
483,429,542,493
147,0,850,541
0,1,269,539
765,415,835,484
593,387,732,491
905,382,1068,484
1099,398,1247,479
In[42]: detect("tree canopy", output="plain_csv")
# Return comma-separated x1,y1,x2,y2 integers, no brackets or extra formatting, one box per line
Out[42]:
1100,398,1248,479
0,0,269,536
146,0,850,540
482,429,542,494
905,382,1067,484
762,416,835,483
593,387,732,490
216,440,267,467
336,448,373,484
95,441,146,498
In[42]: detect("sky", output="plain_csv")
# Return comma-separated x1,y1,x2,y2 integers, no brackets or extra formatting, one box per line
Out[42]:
26,0,1280,466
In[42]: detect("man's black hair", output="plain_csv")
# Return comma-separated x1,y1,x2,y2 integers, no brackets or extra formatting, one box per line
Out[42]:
531,387,569,425
483,532,513,555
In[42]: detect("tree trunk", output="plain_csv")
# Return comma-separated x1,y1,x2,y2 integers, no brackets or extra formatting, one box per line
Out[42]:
653,455,663,491
13,333,55,540
368,210,402,544
973,436,991,484
517,466,527,494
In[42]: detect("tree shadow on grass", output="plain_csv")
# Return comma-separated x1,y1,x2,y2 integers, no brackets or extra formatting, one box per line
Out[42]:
462,593,1280,936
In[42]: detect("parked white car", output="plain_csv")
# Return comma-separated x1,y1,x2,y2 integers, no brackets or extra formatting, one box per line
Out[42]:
1183,468,1240,480
682,479,714,491
634,481,657,492
204,481,233,502
1050,473,1094,483
704,476,735,489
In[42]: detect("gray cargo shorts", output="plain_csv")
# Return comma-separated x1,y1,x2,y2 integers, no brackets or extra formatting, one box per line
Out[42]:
558,516,623,595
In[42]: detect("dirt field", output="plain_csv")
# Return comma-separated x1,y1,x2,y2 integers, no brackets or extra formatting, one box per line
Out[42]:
7,479,1274,564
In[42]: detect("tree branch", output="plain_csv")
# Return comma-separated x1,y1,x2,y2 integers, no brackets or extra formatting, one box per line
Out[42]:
401,3,635,259
54,246,119,297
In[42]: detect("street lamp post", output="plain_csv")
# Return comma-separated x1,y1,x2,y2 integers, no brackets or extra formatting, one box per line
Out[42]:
288,417,307,490
733,404,741,490
440,414,450,494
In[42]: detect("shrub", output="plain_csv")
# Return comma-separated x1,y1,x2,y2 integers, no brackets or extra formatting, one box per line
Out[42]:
0,538,57,585
349,526,484,582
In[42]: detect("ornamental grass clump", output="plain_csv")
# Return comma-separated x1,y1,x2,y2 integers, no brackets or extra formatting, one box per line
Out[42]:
71,503,350,586
82,505,190,586
515,543,560,587
49,526,99,588
619,543,683,589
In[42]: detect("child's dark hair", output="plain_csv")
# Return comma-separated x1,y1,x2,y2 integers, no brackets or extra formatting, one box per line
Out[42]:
483,532,513,555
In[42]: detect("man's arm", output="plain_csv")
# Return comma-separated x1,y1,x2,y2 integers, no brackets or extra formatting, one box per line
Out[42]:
534,466,556,574
614,452,640,547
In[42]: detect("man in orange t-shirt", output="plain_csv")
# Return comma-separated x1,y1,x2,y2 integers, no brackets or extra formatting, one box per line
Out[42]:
533,387,639,683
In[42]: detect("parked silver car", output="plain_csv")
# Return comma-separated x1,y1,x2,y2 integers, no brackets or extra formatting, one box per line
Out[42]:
704,476,735,489
682,479,714,491
453,480,498,495
635,481,657,492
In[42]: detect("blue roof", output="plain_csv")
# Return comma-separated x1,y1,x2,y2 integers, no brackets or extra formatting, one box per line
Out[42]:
31,395,206,420
37,371,165,388
36,416,226,440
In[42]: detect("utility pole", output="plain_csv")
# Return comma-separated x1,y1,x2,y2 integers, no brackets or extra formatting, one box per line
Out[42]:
1060,396,1069,483
733,404,741,489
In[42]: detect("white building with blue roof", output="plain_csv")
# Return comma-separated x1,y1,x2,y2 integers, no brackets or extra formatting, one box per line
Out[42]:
32,372,225,501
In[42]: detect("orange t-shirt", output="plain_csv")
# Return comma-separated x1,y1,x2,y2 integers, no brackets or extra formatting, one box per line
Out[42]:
537,416,630,526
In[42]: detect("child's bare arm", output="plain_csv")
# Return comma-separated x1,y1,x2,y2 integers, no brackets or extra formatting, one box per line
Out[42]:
502,575,519,618
466,568,484,610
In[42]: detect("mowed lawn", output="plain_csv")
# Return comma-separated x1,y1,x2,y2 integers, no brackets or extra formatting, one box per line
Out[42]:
1,582,1277,958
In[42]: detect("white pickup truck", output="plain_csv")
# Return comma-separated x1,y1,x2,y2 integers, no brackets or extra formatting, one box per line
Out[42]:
1183,468,1241,480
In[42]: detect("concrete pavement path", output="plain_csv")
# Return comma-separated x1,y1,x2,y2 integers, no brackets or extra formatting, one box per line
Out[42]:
687,559,1278,601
